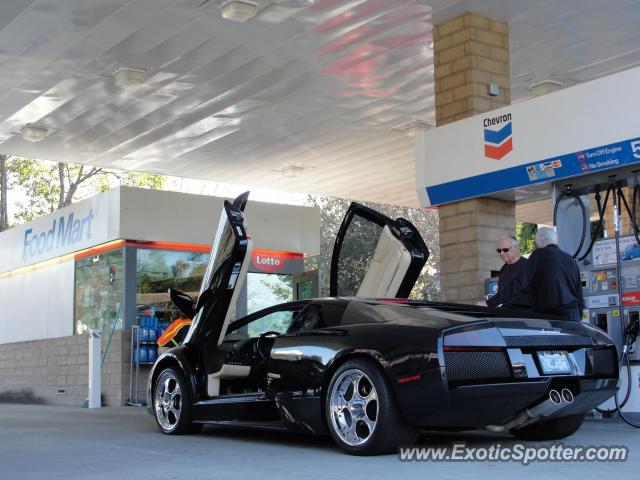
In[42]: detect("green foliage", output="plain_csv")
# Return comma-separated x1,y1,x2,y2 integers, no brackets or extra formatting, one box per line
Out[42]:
7,157,60,223
94,169,165,193
5,156,165,226
247,273,293,314
304,195,441,301
263,275,293,303
515,222,538,254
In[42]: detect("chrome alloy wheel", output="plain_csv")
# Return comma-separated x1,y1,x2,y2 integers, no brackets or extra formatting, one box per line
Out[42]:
154,372,183,431
329,368,379,446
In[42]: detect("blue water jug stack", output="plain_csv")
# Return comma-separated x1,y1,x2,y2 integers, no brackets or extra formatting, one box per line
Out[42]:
134,312,162,364
148,346,157,362
137,346,148,363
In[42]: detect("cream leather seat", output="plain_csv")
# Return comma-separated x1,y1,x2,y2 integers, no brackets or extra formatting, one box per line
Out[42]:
356,225,411,298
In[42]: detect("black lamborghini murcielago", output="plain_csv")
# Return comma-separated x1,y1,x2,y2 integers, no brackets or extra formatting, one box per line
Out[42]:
148,193,618,455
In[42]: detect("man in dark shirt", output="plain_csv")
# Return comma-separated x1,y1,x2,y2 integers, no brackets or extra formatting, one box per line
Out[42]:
495,235,530,310
487,227,584,321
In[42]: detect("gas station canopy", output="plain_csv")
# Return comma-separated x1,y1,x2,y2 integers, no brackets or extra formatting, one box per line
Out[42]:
1,0,640,206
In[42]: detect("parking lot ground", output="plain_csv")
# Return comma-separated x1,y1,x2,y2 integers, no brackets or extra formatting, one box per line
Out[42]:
0,403,638,479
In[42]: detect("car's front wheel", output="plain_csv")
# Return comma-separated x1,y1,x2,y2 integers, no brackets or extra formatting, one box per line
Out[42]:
511,414,585,440
325,358,418,455
153,367,200,435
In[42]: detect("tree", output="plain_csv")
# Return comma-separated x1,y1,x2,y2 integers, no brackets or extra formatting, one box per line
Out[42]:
262,275,293,303
304,195,441,301
0,154,8,232
6,157,165,225
516,222,538,254
57,163,105,208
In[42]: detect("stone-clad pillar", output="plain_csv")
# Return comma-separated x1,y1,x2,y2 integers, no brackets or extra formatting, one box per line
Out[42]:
434,12,510,126
434,12,515,304
439,198,515,303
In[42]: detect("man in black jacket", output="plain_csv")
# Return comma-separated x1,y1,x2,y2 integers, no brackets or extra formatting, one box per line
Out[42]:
486,227,584,321
495,235,530,310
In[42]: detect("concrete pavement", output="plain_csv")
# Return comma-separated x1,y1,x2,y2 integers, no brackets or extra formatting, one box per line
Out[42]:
0,403,638,479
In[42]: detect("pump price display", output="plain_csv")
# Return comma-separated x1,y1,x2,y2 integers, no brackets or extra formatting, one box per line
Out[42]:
537,351,572,375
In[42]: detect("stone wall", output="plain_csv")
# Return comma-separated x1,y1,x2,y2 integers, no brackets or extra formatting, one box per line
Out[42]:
439,197,515,304
434,12,510,126
0,331,134,407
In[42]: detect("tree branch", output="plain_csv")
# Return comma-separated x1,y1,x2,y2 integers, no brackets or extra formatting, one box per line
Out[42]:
0,154,8,231
58,162,65,209
61,166,105,207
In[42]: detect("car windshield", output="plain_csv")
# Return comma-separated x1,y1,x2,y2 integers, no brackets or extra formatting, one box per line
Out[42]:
224,309,301,341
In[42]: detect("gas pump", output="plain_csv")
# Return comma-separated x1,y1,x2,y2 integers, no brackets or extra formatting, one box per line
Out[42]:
415,65,640,427
553,167,640,424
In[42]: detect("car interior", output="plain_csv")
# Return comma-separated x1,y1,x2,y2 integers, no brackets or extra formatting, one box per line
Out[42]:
181,197,416,398
211,305,305,396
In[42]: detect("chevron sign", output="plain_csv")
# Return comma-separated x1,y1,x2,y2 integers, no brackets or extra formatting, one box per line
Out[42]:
483,113,513,160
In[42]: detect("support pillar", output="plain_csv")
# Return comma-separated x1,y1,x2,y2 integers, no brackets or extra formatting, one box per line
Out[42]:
434,12,515,304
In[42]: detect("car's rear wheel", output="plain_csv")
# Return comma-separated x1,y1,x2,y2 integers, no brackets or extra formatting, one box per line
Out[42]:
511,414,585,440
325,358,418,455
153,367,200,435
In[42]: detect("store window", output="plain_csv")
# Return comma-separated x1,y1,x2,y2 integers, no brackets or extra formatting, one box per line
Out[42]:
74,248,124,334
74,246,299,335
136,248,209,324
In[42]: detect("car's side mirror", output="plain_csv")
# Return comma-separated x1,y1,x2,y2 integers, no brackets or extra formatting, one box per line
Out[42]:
168,288,196,319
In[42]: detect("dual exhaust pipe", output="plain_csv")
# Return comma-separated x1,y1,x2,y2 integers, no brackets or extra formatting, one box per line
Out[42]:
517,388,574,424
487,388,574,432
549,388,574,406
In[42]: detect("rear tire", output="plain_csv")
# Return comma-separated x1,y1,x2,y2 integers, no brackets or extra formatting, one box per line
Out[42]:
325,358,418,455
153,367,201,435
511,414,585,440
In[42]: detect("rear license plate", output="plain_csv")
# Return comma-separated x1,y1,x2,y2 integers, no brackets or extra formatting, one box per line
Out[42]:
537,351,572,375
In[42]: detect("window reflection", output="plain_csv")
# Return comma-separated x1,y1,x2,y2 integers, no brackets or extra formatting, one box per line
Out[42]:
136,248,209,324
74,249,124,334
74,246,298,335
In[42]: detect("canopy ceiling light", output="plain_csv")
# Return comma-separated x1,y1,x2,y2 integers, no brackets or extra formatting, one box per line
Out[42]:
21,124,53,142
272,163,306,178
529,79,563,95
113,67,147,87
281,163,305,178
219,0,259,22
391,119,433,138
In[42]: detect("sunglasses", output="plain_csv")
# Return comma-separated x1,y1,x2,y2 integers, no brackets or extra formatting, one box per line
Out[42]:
496,247,513,253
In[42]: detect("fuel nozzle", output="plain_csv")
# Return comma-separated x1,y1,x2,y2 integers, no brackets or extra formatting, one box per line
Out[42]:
625,311,640,347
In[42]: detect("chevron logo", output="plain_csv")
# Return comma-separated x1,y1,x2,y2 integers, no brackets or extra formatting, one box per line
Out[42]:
483,113,513,160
